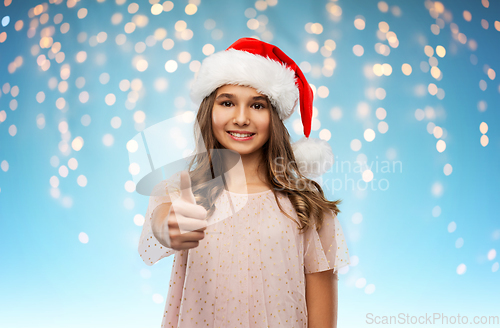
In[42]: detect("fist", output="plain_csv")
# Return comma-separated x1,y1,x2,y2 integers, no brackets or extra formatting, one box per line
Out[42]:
165,170,208,250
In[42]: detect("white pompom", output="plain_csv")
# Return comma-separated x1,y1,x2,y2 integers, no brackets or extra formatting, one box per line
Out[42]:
291,137,334,178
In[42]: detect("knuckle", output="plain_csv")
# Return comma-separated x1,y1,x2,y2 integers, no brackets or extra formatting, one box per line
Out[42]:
169,230,180,240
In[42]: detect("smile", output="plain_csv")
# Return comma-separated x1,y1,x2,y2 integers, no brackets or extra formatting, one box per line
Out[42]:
227,131,256,141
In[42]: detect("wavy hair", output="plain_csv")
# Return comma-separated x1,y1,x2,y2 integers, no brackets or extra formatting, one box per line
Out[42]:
187,86,341,233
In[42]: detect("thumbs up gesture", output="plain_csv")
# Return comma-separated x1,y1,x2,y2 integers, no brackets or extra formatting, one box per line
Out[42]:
154,170,208,251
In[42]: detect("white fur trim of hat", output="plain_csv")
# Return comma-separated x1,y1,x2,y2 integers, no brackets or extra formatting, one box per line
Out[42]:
190,49,299,121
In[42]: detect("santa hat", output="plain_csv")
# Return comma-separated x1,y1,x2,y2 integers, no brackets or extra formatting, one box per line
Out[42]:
190,37,333,178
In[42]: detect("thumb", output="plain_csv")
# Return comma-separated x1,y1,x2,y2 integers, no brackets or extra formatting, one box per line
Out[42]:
179,170,196,204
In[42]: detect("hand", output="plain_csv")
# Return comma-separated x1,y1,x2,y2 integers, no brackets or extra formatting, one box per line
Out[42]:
164,170,208,250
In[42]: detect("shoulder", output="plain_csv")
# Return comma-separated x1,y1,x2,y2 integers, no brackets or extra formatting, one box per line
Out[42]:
274,190,292,203
272,191,298,220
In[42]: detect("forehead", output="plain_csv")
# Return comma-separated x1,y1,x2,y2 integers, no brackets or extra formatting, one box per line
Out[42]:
216,84,267,98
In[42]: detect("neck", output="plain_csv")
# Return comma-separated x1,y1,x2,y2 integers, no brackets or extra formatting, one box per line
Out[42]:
223,149,267,190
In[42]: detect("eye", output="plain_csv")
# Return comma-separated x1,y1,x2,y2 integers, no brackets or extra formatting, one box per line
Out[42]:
221,101,233,107
253,103,266,110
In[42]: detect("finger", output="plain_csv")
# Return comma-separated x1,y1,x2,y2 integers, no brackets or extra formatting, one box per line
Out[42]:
173,213,208,234
179,170,196,204
177,230,205,243
171,201,207,220
175,240,201,250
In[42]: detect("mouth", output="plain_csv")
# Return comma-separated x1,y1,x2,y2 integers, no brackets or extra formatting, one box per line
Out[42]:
226,131,256,141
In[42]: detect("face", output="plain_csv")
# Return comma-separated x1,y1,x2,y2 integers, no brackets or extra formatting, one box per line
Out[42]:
212,84,271,156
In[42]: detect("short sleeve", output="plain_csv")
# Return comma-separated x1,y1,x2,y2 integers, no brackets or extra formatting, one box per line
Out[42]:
303,209,350,274
138,171,182,266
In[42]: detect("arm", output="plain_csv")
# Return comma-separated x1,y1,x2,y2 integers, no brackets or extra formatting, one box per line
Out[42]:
138,201,176,266
306,269,339,328
138,173,184,265
151,202,172,245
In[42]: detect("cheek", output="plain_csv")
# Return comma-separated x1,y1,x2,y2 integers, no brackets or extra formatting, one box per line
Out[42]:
212,109,224,130
257,113,271,134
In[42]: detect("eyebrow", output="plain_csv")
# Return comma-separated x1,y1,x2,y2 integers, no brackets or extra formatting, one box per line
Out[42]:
216,93,268,102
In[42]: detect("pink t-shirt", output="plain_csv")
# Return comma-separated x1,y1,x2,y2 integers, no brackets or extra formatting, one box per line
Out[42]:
138,171,350,328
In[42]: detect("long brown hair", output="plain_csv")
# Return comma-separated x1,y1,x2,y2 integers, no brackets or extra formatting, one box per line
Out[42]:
187,86,342,233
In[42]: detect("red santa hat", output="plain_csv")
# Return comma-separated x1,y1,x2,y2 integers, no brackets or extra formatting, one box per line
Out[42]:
190,37,333,178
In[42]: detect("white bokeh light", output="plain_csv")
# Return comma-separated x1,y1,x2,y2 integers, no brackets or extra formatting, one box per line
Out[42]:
355,278,367,288
79,232,89,244
487,249,496,261
352,212,363,224
134,214,145,226
103,134,114,146
365,284,376,294
432,205,441,217
152,293,164,304
350,139,362,151
456,263,466,275
448,221,457,233
125,180,136,193
362,170,373,182
431,182,443,197
59,165,69,177
443,163,453,176
77,175,88,187
364,129,375,142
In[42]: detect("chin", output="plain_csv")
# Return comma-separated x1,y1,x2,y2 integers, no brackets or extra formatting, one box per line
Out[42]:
224,146,256,155
220,143,262,156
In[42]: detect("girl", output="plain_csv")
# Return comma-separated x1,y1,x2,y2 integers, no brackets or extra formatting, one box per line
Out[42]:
138,37,350,328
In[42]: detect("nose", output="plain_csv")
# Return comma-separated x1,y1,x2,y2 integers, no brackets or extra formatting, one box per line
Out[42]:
233,103,250,126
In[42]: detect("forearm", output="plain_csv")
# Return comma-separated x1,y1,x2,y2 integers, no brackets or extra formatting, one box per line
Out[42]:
332,272,338,328
138,202,175,266
151,202,172,246
306,270,339,328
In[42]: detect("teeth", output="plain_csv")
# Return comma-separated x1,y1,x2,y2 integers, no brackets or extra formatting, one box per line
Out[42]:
229,132,253,138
